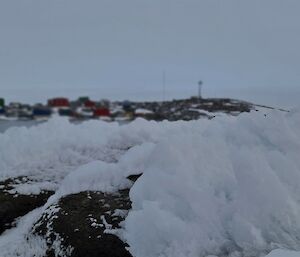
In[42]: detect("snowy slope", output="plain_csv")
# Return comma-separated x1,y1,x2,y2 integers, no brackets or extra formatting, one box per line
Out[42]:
0,109,300,256
124,109,300,257
266,249,300,257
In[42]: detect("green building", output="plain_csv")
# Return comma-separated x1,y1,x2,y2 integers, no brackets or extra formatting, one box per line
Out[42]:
0,98,4,108
78,96,90,104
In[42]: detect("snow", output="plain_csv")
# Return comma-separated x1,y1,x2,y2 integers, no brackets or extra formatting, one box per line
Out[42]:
124,109,300,257
0,208,47,257
266,249,300,257
188,108,215,117
135,108,154,114
0,109,300,256
0,117,152,194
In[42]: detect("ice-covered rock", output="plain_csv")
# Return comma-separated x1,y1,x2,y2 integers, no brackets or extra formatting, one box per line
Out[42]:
0,177,53,235
32,190,132,257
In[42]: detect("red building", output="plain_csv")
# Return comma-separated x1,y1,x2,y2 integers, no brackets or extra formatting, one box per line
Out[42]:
84,100,96,108
48,98,70,107
94,107,110,117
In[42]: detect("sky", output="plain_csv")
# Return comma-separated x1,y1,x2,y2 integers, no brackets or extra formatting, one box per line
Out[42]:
0,0,299,108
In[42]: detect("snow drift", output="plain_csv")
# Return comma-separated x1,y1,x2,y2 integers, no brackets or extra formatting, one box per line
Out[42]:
125,109,300,257
0,109,300,257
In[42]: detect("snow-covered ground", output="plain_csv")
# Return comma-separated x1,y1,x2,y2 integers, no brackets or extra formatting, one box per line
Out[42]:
0,108,300,256
266,249,300,257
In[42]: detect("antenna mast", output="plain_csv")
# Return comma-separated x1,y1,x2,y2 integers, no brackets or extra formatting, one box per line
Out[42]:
198,80,203,99
162,70,166,102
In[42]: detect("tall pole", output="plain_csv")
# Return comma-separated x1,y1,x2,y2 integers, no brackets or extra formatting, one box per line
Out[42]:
198,80,203,99
162,70,166,102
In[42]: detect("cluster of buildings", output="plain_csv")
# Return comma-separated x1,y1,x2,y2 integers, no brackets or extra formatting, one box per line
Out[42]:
0,97,121,121
0,96,253,122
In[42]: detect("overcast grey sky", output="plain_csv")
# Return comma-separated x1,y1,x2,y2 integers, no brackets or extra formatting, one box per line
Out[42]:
0,0,299,107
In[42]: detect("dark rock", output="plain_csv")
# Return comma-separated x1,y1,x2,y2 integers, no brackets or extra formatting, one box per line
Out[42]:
131,97,253,122
32,190,132,257
0,177,54,234
126,173,143,182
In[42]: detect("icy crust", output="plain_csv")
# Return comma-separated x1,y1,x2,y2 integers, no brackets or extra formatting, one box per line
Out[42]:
0,110,300,256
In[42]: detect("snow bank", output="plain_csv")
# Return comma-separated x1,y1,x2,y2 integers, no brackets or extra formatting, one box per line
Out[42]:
266,249,300,257
49,142,155,203
0,117,120,189
1,110,300,257
0,117,157,194
124,109,300,257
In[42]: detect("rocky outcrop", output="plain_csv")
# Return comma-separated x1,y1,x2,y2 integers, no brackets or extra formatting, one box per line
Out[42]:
0,174,143,256
32,189,133,257
0,177,54,234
